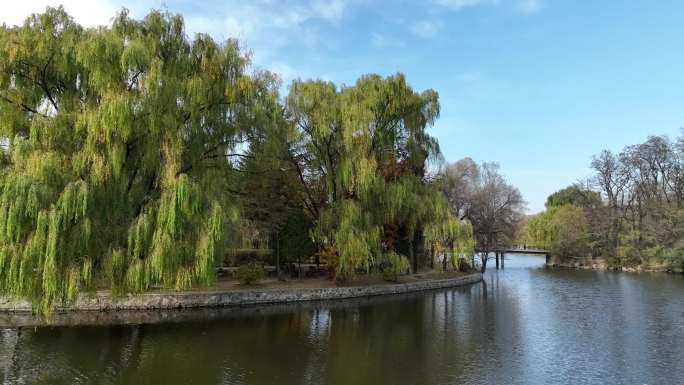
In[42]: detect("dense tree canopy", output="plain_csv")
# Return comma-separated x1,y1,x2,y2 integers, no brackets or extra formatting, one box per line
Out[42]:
523,204,590,259
285,74,472,278
545,185,601,210
0,8,485,313
0,8,280,312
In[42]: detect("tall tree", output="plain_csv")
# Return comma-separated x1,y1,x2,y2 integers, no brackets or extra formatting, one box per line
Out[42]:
545,185,601,209
440,160,525,272
285,74,468,278
522,204,590,260
0,8,277,312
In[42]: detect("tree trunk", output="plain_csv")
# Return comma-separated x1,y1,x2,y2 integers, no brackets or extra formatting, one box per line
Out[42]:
430,246,434,269
409,238,416,273
275,231,280,278
481,251,488,273
450,243,455,270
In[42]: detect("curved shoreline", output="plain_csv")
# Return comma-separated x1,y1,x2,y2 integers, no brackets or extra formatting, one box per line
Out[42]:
0,273,482,325
547,260,683,274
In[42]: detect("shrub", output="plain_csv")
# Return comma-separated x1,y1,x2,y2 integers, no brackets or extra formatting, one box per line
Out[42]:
457,257,472,272
382,252,411,282
235,262,265,285
224,249,272,267
665,247,684,273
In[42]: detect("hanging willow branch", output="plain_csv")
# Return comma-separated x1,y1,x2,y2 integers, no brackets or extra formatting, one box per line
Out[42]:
287,74,473,279
0,7,278,314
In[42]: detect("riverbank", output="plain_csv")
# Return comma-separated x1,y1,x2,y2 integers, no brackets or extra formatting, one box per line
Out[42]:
0,272,482,317
547,258,683,274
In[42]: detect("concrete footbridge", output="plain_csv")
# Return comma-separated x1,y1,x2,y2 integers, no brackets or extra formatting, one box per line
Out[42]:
475,246,551,268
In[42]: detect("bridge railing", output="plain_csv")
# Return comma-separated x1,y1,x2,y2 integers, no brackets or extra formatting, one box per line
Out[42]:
475,245,547,251
510,245,547,251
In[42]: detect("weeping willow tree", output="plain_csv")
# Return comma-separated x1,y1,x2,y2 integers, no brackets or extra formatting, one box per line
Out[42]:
0,8,277,313
423,196,475,271
523,205,591,260
286,74,475,279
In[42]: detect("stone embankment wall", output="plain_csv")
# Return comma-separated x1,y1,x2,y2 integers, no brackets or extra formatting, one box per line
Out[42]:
0,273,482,313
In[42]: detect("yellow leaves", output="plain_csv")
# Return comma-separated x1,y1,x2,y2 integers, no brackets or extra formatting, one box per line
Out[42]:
228,76,254,103
160,140,182,187
6,41,19,63
89,154,109,186
174,267,193,290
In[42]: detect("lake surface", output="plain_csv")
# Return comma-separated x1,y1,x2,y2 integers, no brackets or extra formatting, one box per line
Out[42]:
1,255,683,385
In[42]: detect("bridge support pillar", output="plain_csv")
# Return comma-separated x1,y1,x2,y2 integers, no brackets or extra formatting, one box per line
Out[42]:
501,252,504,269
495,252,500,269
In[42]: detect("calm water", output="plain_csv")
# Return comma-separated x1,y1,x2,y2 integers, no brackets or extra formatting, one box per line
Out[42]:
1,255,683,385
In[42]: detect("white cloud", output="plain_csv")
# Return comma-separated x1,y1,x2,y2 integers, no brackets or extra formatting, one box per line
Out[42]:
371,32,404,48
0,0,355,84
192,1,355,81
0,0,123,27
410,20,442,38
176,1,356,72
0,1,352,43
181,0,352,42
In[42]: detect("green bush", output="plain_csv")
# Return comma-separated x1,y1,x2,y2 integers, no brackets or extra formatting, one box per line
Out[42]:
382,252,411,282
235,262,265,285
665,247,684,273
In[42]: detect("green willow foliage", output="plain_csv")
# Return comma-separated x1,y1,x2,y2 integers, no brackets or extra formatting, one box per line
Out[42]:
523,205,589,259
423,199,475,270
0,8,476,312
286,75,474,278
0,8,278,313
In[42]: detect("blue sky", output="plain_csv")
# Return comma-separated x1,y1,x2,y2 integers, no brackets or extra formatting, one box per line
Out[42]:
4,1,684,212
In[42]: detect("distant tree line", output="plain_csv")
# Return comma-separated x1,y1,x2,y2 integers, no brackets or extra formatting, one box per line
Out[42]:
523,133,684,271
